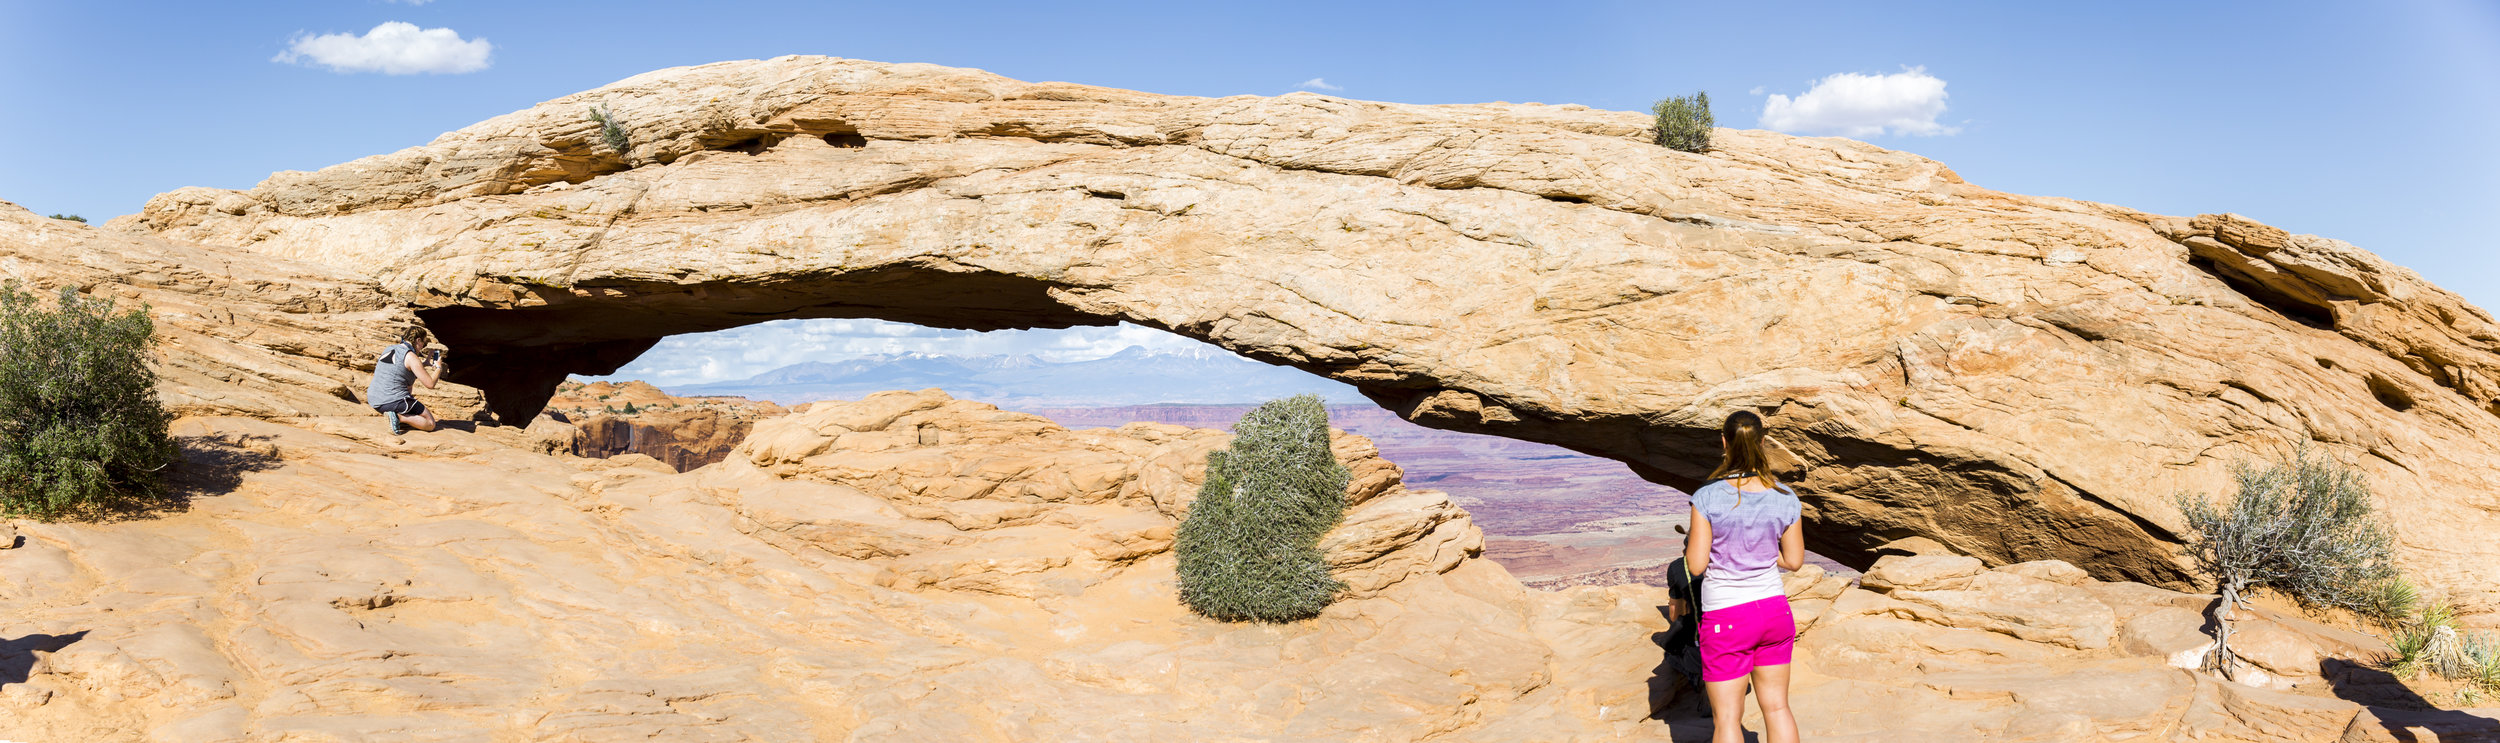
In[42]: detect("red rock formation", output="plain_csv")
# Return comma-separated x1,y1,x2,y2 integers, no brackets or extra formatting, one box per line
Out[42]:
546,380,784,472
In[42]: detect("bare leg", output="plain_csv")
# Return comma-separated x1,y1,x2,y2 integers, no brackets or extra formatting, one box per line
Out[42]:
1705,676,1751,743
405,411,440,432
1751,663,1797,743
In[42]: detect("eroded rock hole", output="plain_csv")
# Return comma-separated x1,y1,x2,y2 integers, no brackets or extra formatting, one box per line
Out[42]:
555,317,1850,587
2366,375,2416,412
717,133,789,155
822,132,867,148
2187,254,2337,330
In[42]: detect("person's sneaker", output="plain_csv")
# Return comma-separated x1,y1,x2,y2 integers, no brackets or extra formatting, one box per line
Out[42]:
385,411,405,435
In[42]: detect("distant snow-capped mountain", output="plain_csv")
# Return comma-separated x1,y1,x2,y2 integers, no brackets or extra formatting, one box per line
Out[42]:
668,347,1365,407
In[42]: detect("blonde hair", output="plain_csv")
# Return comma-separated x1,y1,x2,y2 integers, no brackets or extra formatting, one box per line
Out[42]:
1704,410,1784,491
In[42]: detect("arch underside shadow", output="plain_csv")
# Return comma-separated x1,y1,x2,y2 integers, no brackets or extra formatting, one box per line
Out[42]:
422,264,2190,586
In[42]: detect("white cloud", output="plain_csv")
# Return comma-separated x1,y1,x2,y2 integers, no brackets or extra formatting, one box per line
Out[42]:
1759,66,1958,138
1296,77,1343,92
585,319,1221,387
273,21,491,75
1747,86,1765,96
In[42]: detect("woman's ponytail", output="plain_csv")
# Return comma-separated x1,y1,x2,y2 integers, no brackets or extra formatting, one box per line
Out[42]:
1705,410,1783,491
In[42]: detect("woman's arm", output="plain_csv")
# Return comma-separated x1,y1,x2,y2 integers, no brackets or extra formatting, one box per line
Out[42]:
1777,519,1805,572
1684,507,1712,579
413,355,443,389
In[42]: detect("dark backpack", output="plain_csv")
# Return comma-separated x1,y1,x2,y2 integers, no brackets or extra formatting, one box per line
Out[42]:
1662,548,1707,697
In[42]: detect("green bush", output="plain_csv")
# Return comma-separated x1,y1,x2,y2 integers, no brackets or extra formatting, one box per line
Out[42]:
2362,575,2420,630
47,214,85,223
2174,445,2398,680
0,283,177,519
1652,91,1714,153
1174,395,1351,622
588,104,631,157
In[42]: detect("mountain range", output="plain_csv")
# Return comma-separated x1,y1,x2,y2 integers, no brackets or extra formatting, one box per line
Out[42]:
669,346,1368,407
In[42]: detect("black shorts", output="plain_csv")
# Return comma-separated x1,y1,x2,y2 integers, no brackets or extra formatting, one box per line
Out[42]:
373,398,429,417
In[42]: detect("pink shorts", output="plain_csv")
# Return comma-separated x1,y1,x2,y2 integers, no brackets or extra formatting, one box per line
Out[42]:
1699,595,1795,682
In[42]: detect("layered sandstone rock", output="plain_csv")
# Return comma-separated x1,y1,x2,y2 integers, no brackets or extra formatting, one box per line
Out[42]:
114,57,2500,615
0,201,480,424
5,198,2493,737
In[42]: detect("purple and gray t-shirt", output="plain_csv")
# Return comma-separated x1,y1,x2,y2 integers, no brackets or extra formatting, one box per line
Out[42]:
1691,479,1801,612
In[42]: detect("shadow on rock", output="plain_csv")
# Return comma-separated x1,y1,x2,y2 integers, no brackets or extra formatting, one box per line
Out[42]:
2322,657,2500,740
159,432,283,508
1659,719,1758,743
1651,565,1732,741
0,630,87,688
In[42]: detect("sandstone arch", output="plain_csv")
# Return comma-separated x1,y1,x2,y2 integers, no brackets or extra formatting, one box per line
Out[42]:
125,57,2500,610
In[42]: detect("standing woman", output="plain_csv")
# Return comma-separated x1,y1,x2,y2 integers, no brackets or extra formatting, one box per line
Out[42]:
1685,410,1805,743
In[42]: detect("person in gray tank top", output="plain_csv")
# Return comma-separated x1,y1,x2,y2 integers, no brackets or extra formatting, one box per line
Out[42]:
367,327,446,434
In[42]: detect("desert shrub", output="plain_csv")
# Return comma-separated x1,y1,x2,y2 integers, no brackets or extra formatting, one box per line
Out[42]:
0,283,177,519
2389,598,2457,678
2361,575,2420,630
588,104,631,157
47,214,85,223
2173,445,2397,680
620,402,639,415
2388,597,2500,693
2466,632,2500,692
1652,92,1713,153
1174,394,1351,622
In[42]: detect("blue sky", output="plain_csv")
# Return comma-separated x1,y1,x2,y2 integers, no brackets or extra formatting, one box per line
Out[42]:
4,1,2495,383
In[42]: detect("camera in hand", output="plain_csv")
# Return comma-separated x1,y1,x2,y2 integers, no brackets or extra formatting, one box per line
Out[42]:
426,349,444,363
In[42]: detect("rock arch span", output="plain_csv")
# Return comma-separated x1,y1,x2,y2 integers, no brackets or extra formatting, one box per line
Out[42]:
128,57,2500,610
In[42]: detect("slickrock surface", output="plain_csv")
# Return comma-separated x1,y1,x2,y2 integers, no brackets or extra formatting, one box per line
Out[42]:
547,381,786,471
117,57,2500,613
6,392,2489,740
1756,557,2500,742
0,386,1655,742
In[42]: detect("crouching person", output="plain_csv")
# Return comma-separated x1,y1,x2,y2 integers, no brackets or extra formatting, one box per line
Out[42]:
368,327,446,434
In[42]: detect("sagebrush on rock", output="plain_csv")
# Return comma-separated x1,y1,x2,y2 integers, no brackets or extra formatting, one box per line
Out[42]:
1174,395,1350,622
589,103,631,157
1652,91,1713,152
0,283,177,519
2175,445,2397,680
